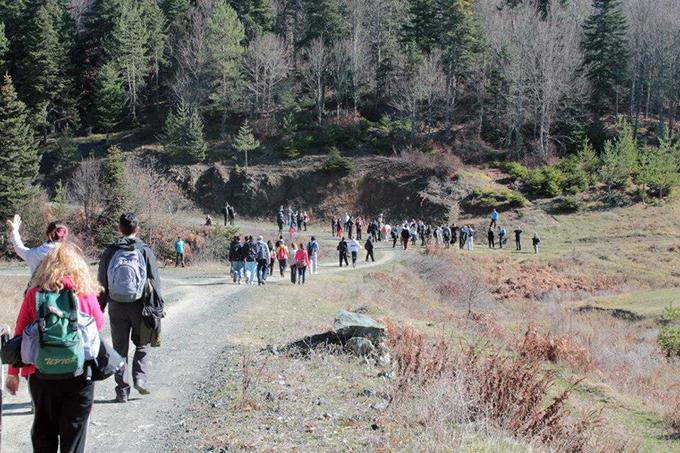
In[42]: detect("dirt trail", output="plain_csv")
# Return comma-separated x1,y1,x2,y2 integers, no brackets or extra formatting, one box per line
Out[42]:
1,241,395,453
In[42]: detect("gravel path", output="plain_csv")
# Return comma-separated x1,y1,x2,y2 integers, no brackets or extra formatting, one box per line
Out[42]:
2,242,396,452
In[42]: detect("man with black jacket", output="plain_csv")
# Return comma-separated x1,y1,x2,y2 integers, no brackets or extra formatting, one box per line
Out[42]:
337,237,349,267
98,213,161,403
229,236,243,283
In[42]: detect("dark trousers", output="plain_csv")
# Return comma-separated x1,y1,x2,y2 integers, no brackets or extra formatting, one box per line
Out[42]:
297,266,307,284
29,375,94,453
339,252,349,267
366,249,374,262
109,301,150,395
223,214,228,226
357,228,362,240
351,251,358,267
488,238,494,248
516,240,521,251
278,259,287,276
175,252,185,267
257,259,268,284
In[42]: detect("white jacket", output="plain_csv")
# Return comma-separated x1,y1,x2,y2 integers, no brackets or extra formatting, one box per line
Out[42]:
10,230,57,275
348,239,362,253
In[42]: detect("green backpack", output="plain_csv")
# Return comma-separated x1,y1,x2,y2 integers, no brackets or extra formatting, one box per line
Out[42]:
35,291,85,379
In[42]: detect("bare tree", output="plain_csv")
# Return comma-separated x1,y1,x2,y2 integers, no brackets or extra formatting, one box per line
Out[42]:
302,37,328,124
343,0,372,114
330,39,353,117
68,158,103,231
242,33,290,115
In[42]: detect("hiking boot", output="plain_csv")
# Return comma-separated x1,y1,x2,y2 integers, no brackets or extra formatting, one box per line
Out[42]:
115,389,129,403
134,381,151,395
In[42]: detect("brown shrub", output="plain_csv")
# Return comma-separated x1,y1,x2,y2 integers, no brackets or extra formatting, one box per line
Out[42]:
518,323,594,371
385,323,602,451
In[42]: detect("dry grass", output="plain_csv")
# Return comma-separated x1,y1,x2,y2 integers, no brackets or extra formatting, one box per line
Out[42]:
0,273,30,328
518,323,593,371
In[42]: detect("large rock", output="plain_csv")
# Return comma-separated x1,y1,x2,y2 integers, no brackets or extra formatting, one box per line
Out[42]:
332,311,386,344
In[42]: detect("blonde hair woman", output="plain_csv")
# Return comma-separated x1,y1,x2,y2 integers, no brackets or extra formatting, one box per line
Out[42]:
5,242,104,453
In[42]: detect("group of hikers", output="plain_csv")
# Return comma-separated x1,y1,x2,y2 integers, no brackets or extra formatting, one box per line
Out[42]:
228,234,319,285
329,209,541,255
276,206,310,236
3,212,161,452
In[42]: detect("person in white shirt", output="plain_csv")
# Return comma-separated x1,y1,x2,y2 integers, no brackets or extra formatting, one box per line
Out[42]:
6,214,69,277
348,237,362,268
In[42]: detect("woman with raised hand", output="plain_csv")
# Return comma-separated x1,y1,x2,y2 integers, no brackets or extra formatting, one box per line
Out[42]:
5,242,104,453
6,214,69,277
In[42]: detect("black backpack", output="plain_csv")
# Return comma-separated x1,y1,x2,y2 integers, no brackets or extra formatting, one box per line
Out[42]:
246,243,257,261
337,241,348,253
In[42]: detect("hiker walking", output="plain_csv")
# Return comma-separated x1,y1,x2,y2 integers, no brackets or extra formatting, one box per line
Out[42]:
390,227,398,248
336,219,343,238
222,203,229,226
347,216,354,239
276,240,289,277
256,236,270,286
514,228,523,251
98,213,161,403
356,217,363,240
487,228,495,249
365,236,375,262
490,209,499,228
289,243,298,284
337,237,349,267
268,240,276,276
174,237,186,267
6,242,104,453
459,225,468,249
498,227,507,249
307,236,319,275
277,207,285,234
243,236,258,285
294,243,311,284
532,233,541,254
6,215,69,278
401,224,411,250
228,205,236,226
466,226,475,251
229,236,243,283
348,237,362,268
303,211,309,231
451,224,458,248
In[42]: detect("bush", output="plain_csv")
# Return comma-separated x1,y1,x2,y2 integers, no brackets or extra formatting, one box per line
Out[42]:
551,195,582,214
195,225,239,262
558,156,589,194
321,147,353,173
527,166,564,198
503,162,529,182
470,187,528,209
658,326,680,358
361,115,413,153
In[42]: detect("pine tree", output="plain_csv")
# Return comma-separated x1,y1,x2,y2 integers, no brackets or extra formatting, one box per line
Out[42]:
582,0,628,117
637,139,680,198
0,74,39,220
302,0,345,46
93,62,127,139
141,0,167,107
229,0,275,41
599,117,638,190
401,0,439,52
206,1,245,137
234,120,259,171
97,145,129,244
436,0,483,133
161,102,207,164
20,0,78,137
0,22,9,70
107,0,150,122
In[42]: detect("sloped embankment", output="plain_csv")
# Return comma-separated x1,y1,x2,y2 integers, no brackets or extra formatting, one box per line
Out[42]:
170,156,503,222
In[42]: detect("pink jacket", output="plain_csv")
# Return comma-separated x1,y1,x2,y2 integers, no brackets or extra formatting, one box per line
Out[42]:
294,249,311,268
8,277,104,377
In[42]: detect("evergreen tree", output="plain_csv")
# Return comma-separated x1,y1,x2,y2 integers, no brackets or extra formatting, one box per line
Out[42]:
401,0,439,52
0,22,9,70
436,0,483,133
0,74,39,220
599,117,638,190
637,139,680,198
107,0,150,121
229,0,275,41
582,0,628,117
206,1,245,137
161,102,207,164
97,144,129,244
141,0,167,106
93,62,126,140
41,126,79,174
234,120,259,171
20,0,78,137
302,0,345,46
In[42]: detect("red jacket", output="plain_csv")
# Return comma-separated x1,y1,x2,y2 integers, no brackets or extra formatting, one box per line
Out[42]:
8,277,104,377
294,249,311,268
